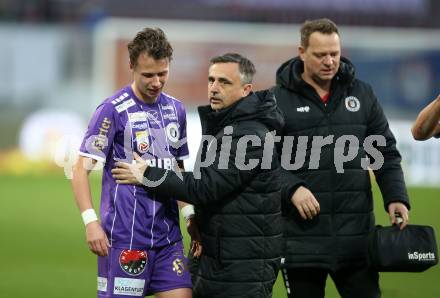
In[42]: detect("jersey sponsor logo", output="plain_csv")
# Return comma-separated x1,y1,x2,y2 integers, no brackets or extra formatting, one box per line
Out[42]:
408,251,436,261
129,112,148,123
138,143,149,154
160,104,174,111
111,92,130,105
115,98,136,113
345,96,360,112
163,113,178,120
119,250,148,276
146,158,175,170
166,122,180,143
172,258,185,276
113,277,145,296
296,106,310,112
92,117,111,150
135,131,150,154
132,123,149,130
97,277,107,292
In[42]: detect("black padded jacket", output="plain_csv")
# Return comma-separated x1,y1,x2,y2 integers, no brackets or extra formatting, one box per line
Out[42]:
144,90,284,297
273,57,410,271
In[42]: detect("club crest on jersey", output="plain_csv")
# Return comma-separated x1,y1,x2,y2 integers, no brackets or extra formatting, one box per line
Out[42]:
166,122,180,143
135,131,150,154
172,258,185,276
119,250,147,276
345,96,360,112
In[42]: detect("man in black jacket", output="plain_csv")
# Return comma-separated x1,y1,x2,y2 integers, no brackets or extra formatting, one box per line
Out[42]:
273,19,410,298
112,53,284,298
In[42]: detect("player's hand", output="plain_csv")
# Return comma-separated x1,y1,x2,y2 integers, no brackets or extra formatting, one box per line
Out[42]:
291,186,320,220
112,153,148,185
86,221,110,257
388,202,409,230
186,217,202,258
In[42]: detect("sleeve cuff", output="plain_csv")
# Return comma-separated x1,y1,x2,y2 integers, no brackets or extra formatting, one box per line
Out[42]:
78,151,106,163
384,199,411,212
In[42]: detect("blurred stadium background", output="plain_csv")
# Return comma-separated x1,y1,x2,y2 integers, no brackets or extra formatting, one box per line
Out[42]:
0,0,439,297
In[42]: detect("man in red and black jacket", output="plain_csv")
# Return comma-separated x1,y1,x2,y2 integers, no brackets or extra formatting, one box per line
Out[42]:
272,18,410,298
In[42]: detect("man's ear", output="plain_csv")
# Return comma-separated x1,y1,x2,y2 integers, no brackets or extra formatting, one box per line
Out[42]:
298,46,305,61
243,84,252,97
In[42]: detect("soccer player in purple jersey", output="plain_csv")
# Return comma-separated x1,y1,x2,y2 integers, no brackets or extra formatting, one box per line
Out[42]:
412,93,440,140
71,28,193,298
112,53,284,298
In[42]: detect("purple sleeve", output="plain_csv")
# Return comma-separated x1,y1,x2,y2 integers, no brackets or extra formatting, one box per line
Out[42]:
79,103,117,162
176,105,189,160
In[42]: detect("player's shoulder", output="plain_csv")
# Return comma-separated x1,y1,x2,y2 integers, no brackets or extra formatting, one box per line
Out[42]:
161,92,183,103
101,86,137,113
160,92,187,117
161,92,185,107
107,87,131,105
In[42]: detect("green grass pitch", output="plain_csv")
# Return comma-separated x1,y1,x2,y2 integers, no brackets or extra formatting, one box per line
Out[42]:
0,172,439,297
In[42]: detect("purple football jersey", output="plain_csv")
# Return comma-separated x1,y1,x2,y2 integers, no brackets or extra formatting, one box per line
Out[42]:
79,85,189,249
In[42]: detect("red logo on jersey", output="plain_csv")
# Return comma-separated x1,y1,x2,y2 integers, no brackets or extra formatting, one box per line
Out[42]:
119,250,147,276
138,142,149,154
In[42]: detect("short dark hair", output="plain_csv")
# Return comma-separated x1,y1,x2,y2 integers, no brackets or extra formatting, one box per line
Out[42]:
209,53,256,85
300,18,339,49
127,27,173,67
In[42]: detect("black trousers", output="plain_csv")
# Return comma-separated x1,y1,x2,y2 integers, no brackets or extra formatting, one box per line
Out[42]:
282,266,381,298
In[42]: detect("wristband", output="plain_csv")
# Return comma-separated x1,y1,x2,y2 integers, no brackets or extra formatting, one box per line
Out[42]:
180,205,195,221
81,209,98,226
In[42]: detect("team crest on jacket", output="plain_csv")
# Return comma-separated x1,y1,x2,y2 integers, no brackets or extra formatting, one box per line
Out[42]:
119,250,147,276
345,96,360,112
